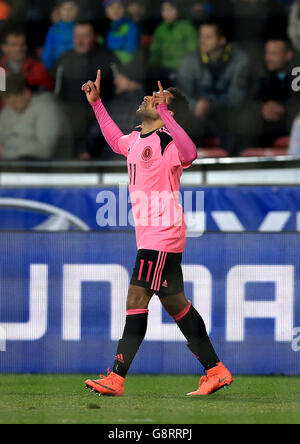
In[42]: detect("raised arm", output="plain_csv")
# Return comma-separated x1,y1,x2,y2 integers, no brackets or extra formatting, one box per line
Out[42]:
154,82,198,165
82,70,124,155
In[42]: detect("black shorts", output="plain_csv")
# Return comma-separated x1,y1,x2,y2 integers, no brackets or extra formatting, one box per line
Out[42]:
130,249,184,298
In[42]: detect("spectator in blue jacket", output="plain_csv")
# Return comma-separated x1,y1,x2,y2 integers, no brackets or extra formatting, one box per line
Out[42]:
42,0,79,72
104,0,140,64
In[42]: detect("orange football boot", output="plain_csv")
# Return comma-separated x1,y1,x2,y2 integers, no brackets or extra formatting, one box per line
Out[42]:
85,369,125,396
187,362,233,396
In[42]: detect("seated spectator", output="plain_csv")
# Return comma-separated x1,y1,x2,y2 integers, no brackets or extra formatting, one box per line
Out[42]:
177,20,249,154
149,1,198,85
236,38,300,150
55,21,117,153
288,0,300,51
104,0,140,64
0,74,73,160
0,0,10,20
42,0,79,72
80,52,146,160
0,25,53,91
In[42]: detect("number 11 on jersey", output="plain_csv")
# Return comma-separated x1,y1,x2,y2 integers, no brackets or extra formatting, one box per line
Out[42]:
129,163,136,185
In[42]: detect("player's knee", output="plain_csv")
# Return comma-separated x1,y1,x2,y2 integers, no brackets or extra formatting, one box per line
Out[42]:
127,285,152,310
160,292,189,317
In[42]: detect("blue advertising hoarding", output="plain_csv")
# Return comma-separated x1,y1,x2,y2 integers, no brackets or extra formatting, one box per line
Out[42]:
0,232,299,375
0,186,300,232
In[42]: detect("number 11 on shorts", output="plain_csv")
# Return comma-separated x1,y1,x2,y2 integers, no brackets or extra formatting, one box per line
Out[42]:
138,260,153,282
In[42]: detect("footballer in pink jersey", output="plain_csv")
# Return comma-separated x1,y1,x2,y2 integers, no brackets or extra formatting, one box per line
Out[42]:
82,70,233,396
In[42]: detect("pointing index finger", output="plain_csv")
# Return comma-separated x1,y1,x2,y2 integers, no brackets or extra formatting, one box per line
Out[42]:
95,69,101,90
158,80,164,94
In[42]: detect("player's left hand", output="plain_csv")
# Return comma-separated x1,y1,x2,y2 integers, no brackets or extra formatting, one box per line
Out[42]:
152,81,167,108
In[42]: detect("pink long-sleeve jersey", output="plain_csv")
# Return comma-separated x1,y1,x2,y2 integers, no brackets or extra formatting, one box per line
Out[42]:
92,99,198,253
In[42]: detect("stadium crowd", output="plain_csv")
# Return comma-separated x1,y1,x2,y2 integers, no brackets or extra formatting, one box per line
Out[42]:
0,0,300,160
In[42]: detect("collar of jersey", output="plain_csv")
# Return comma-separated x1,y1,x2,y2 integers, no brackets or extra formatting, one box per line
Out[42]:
140,129,158,138
140,126,168,138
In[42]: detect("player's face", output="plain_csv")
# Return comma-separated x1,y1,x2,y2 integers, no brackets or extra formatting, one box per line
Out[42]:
136,96,158,120
136,91,173,120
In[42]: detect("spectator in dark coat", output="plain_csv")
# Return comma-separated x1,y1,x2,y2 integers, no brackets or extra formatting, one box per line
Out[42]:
235,38,300,150
55,21,117,153
177,20,249,154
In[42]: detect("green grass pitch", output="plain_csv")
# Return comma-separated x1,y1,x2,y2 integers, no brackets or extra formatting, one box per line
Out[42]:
0,375,300,424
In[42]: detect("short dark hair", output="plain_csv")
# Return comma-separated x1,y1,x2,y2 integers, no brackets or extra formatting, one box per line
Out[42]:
200,20,226,39
2,73,28,97
267,37,294,53
75,20,97,33
167,87,190,127
1,24,26,45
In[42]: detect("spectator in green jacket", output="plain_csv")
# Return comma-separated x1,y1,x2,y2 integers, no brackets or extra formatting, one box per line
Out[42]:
149,0,198,85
